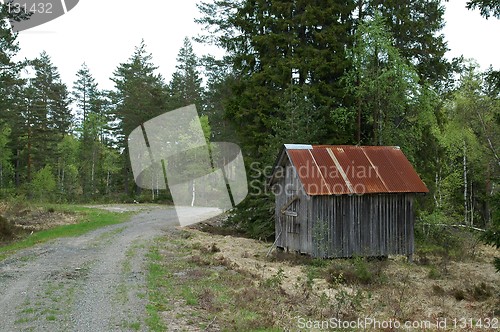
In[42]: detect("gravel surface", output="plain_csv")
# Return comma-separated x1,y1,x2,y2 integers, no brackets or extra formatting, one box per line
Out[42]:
0,206,222,332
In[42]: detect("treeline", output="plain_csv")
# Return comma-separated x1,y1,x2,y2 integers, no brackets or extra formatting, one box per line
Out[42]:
0,4,206,202
0,1,499,251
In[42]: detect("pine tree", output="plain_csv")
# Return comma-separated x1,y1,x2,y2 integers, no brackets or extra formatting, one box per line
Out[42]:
72,63,105,198
202,55,239,141
363,0,450,86
169,38,204,111
0,2,28,116
198,0,356,156
0,124,13,192
466,0,500,18
110,40,168,195
73,63,100,131
0,2,30,190
6,51,73,194
28,52,71,169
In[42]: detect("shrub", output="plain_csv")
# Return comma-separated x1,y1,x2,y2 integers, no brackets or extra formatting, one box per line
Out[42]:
427,266,441,279
261,267,285,288
0,215,14,240
481,193,500,272
416,212,480,261
31,165,57,202
326,257,386,286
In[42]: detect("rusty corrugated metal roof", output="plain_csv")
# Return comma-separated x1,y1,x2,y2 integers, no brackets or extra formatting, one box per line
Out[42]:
309,148,351,195
331,146,387,194
282,145,428,196
287,150,332,195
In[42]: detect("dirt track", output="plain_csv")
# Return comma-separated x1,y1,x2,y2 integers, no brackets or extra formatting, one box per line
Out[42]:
0,206,220,332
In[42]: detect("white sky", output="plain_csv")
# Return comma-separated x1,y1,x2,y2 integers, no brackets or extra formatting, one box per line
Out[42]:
12,0,500,91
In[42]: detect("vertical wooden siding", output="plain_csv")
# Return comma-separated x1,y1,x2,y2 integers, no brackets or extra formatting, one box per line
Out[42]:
308,194,414,258
276,186,415,258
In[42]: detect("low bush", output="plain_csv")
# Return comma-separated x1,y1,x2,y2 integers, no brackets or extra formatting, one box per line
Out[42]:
0,215,14,240
326,257,387,286
416,212,481,262
427,266,442,279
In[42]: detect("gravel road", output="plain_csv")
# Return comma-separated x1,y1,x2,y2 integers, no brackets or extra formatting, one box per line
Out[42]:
0,206,221,332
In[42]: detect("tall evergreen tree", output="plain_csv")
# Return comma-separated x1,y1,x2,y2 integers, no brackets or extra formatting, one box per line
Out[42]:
202,56,239,141
169,38,204,111
110,40,168,195
0,1,28,117
466,0,500,18
363,0,450,86
198,0,356,156
29,52,71,164
73,63,100,131
0,2,30,189
72,63,106,198
0,124,13,192
13,52,71,190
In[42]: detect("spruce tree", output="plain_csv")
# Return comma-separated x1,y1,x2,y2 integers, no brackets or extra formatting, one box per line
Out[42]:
29,52,71,166
169,38,204,111
466,0,500,18
72,63,105,198
110,40,168,196
365,0,450,85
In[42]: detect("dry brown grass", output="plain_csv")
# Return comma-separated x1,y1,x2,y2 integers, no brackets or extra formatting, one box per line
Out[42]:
184,227,500,329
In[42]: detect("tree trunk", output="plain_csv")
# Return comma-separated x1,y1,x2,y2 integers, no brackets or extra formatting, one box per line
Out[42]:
91,147,95,197
106,171,110,195
463,141,468,225
191,179,196,207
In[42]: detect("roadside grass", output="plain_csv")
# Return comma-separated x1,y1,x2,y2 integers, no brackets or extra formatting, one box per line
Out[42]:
146,246,170,332
0,205,133,261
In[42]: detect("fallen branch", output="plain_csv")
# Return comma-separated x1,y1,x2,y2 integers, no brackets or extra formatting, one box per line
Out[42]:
420,223,485,232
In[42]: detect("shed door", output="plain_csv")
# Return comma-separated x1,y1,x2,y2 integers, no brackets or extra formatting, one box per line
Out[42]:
282,193,300,251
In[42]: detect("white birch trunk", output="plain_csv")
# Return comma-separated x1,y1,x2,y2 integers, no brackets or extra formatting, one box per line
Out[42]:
106,171,110,195
470,181,474,226
191,180,196,207
91,149,95,195
463,141,468,225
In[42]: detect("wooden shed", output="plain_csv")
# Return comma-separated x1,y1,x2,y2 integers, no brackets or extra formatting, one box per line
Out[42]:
269,144,429,259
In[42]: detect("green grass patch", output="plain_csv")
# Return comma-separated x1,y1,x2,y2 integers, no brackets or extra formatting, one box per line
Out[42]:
146,245,171,332
0,205,133,261
120,320,142,331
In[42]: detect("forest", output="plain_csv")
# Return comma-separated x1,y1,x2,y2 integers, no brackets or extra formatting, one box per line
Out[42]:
0,1,498,267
